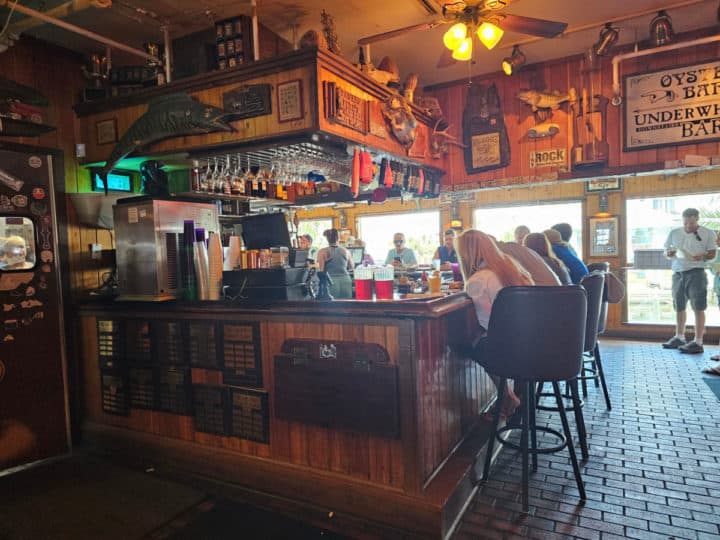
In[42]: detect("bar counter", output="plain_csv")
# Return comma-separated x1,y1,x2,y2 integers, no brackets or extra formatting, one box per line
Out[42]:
74,293,496,539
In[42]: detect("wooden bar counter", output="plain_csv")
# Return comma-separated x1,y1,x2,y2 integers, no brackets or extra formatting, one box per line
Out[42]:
75,293,495,539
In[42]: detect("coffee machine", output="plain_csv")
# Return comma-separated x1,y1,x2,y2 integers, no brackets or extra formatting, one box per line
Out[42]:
113,196,219,300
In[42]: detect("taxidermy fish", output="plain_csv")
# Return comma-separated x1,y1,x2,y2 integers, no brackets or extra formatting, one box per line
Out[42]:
98,93,233,193
0,76,49,106
517,88,577,112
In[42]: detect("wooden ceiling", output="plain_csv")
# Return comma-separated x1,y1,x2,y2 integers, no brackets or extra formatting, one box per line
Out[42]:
2,0,718,86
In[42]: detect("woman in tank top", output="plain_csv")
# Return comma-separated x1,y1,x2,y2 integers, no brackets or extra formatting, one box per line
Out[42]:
316,228,354,299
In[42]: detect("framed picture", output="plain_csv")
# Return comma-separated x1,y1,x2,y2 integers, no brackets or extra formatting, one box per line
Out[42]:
277,80,303,123
586,178,622,193
589,216,620,257
96,119,117,145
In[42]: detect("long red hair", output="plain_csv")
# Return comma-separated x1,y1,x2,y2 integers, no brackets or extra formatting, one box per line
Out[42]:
457,229,534,287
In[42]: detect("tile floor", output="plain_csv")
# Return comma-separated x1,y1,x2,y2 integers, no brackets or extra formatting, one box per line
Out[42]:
452,339,720,540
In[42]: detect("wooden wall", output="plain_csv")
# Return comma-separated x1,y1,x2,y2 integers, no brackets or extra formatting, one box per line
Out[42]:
428,29,720,189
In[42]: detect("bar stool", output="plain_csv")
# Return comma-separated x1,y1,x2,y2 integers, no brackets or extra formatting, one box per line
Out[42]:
580,270,612,410
479,285,587,513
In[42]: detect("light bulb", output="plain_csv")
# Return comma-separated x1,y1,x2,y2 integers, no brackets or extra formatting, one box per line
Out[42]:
451,37,473,61
443,23,467,50
477,22,504,50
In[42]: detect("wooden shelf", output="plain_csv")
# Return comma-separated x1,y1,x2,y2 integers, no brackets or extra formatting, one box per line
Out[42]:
0,117,56,137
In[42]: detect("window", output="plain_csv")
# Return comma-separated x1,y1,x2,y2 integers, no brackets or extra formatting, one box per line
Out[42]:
626,194,720,325
297,218,332,248
357,211,440,265
473,202,583,256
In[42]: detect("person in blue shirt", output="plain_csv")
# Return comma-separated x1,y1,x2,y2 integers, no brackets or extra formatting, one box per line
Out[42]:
432,229,458,270
544,229,588,284
385,232,417,268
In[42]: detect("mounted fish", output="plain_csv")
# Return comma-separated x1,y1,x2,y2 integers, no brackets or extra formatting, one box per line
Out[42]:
516,87,576,139
382,95,417,151
98,93,233,193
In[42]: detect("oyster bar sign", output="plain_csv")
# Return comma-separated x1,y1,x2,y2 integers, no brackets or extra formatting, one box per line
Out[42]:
624,59,720,150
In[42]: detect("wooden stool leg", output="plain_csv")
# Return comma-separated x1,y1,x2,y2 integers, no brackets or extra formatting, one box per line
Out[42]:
552,381,586,501
569,378,589,460
482,379,506,481
595,343,612,411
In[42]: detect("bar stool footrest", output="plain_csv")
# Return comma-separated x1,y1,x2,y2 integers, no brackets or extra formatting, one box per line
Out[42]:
495,425,566,455
536,392,584,412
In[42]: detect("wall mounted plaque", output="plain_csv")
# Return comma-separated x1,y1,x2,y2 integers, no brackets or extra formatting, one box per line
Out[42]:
463,83,510,174
323,81,369,134
222,83,272,121
277,79,303,123
624,59,720,151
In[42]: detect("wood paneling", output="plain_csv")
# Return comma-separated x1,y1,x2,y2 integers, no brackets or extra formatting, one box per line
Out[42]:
429,31,720,190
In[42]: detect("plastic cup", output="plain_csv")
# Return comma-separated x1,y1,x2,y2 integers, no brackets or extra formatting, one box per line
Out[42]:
432,258,441,271
355,279,373,300
375,279,394,300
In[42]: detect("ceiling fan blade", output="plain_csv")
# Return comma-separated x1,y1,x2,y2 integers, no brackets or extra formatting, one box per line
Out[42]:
497,14,567,38
358,21,443,45
436,47,457,68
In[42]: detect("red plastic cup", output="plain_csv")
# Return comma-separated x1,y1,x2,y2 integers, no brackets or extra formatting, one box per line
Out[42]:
375,279,393,300
355,278,373,300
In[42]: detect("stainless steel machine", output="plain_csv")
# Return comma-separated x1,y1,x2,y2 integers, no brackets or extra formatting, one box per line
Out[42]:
113,197,218,300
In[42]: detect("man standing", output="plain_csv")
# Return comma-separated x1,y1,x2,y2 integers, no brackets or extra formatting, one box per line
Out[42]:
385,232,417,267
662,208,717,354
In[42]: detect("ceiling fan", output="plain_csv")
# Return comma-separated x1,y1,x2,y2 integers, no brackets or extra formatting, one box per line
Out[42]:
358,0,567,67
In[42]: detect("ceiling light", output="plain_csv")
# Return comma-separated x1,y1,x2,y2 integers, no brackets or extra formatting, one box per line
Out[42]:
649,10,674,46
477,21,504,50
443,23,467,50
593,23,619,56
452,37,473,61
502,45,525,76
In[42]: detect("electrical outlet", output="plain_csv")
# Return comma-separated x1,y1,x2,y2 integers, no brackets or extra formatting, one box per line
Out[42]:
90,243,102,260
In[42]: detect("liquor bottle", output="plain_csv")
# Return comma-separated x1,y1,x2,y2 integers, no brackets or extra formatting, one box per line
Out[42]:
190,160,201,191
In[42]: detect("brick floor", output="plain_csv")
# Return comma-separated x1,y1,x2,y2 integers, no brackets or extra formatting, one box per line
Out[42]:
451,339,720,540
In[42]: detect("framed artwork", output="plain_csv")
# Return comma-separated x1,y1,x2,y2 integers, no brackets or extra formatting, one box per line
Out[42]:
586,178,622,193
96,118,117,145
589,216,620,257
277,79,303,123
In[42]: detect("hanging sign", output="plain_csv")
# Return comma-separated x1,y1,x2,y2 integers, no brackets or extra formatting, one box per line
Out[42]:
529,148,566,169
624,59,720,151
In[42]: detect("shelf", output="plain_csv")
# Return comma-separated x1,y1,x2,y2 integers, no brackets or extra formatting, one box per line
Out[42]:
0,117,56,137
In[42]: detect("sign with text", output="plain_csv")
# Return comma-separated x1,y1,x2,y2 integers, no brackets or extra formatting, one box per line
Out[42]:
624,60,720,151
529,148,566,169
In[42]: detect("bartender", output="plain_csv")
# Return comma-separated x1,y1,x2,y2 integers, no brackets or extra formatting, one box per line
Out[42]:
316,228,354,298
385,232,417,268
432,229,458,270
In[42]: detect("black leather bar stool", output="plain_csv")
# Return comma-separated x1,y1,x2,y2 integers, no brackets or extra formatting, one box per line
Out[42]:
479,286,587,513
582,264,612,411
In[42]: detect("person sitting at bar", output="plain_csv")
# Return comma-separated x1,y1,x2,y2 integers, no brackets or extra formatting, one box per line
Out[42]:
551,222,578,255
432,229,458,270
514,224,530,245
385,232,417,268
523,232,572,285
544,228,588,284
496,239,561,286
316,228,354,299
457,229,534,420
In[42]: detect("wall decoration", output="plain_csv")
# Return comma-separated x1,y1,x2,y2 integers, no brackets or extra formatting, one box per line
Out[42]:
589,216,620,257
96,118,117,145
277,79,304,123
586,178,622,193
463,83,510,174
323,81,369,134
517,87,576,140
381,95,417,150
98,93,232,193
572,93,609,168
222,84,272,121
624,59,720,151
529,148,567,169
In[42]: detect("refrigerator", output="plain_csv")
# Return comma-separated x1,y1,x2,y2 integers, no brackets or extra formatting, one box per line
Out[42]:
0,143,70,471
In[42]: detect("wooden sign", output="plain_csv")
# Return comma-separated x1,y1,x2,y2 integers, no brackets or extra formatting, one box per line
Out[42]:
624,59,720,151
222,83,272,120
529,147,567,169
324,82,369,134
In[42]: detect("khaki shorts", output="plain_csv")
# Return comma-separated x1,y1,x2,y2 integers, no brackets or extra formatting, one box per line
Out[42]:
672,268,708,311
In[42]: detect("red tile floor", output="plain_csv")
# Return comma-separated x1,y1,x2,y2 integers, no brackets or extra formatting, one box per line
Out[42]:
451,339,720,540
